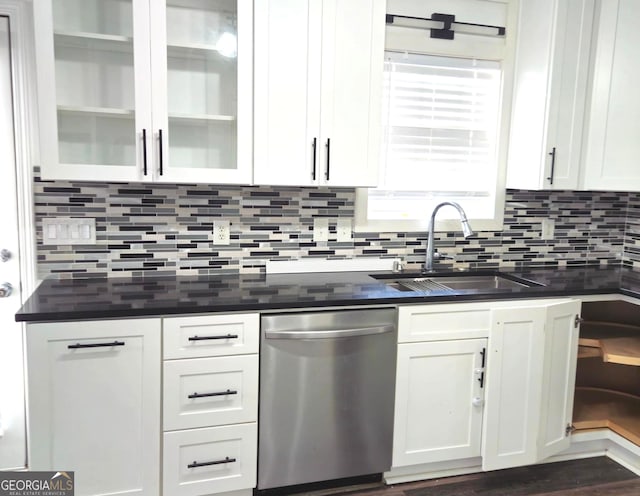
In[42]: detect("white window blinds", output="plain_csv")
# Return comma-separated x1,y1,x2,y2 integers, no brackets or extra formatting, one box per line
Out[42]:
368,51,503,222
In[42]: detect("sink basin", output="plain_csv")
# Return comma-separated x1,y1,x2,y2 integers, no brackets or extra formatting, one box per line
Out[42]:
374,272,542,293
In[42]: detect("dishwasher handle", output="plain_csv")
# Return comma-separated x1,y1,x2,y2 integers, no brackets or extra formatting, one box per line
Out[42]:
265,324,395,340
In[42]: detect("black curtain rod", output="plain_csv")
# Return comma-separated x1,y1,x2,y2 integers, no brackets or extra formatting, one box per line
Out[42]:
386,13,506,40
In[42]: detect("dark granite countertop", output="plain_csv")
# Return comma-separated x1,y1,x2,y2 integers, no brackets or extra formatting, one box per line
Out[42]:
15,265,640,323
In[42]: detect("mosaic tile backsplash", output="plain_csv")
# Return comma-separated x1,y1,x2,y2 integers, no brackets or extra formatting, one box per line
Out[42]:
33,171,633,279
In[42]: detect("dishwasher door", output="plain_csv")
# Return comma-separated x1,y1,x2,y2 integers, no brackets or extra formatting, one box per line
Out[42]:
258,308,397,490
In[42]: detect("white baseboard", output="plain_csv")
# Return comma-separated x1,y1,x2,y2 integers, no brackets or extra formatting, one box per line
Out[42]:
384,457,482,484
385,430,640,485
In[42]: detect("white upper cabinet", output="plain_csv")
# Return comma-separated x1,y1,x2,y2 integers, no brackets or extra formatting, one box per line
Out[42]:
582,0,640,191
253,0,385,187
506,0,594,190
34,0,252,184
150,0,252,184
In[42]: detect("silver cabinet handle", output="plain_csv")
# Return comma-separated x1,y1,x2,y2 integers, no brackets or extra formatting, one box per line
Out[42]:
0,282,13,298
265,325,394,340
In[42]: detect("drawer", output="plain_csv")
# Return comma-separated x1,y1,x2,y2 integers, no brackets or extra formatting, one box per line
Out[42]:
398,302,493,342
164,355,258,431
164,313,259,359
163,423,257,496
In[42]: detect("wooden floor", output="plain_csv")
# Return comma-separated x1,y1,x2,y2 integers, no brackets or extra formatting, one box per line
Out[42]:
294,458,640,496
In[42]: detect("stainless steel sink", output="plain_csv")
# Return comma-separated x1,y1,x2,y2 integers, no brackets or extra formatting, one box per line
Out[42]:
375,273,542,293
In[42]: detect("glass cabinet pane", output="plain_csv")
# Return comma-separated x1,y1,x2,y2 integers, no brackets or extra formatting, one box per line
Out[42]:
51,0,137,167
165,0,238,171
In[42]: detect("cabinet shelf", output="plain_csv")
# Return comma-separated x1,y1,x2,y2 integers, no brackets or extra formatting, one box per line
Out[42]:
167,41,219,52
54,30,133,51
574,387,640,445
578,320,640,366
168,113,235,123
57,106,135,119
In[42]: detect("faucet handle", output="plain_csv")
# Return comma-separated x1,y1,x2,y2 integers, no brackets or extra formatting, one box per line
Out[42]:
434,251,454,261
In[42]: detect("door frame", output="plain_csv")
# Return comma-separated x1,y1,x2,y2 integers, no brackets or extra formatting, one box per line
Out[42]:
0,0,39,470
0,0,37,296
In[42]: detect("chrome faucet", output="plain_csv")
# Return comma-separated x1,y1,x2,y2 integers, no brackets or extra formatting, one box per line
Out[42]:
424,202,475,272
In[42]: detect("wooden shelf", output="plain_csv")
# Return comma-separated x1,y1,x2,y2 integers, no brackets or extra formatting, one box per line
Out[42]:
58,106,135,119
577,320,640,366
601,337,640,366
574,387,640,445
579,320,640,346
578,346,601,359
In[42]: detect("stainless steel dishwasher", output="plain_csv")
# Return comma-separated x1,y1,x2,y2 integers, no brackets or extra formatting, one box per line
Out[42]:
258,308,397,490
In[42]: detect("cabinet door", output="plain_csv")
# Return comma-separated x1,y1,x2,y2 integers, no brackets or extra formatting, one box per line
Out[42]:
254,0,384,187
26,319,161,496
34,0,153,182
583,0,640,191
482,306,546,471
538,299,580,459
482,299,581,471
318,0,384,187
253,0,322,186
506,0,594,190
393,339,486,467
150,0,253,184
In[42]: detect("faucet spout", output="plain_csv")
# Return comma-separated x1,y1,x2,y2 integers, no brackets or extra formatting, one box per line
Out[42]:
424,202,475,272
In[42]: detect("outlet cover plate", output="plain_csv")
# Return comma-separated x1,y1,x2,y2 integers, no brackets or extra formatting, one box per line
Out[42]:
213,220,230,245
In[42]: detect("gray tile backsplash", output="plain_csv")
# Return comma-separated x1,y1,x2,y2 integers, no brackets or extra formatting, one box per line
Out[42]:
33,171,634,279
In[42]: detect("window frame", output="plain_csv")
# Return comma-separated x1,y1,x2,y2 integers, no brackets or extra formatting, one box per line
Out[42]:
355,0,518,233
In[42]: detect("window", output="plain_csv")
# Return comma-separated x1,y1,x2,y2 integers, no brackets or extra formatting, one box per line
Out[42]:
355,1,514,232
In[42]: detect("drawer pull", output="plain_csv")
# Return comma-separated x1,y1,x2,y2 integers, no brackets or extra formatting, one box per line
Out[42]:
188,334,239,341
188,389,238,399
68,341,125,349
188,456,236,469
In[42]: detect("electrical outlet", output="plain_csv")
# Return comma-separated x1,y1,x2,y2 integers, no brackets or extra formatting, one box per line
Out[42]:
541,218,555,240
213,220,230,245
336,218,352,242
313,218,329,242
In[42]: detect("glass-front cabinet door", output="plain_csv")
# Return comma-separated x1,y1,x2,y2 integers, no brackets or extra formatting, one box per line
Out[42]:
34,0,253,184
150,0,252,184
34,0,152,182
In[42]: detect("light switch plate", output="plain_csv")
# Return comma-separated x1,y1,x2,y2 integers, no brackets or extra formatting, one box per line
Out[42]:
42,217,96,245
336,218,352,242
541,218,555,240
313,218,329,242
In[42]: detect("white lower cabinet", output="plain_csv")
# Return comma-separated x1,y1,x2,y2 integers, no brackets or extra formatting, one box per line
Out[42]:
393,339,487,467
163,423,258,496
162,313,259,496
26,319,161,496
25,301,581,493
163,355,259,431
390,298,581,481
